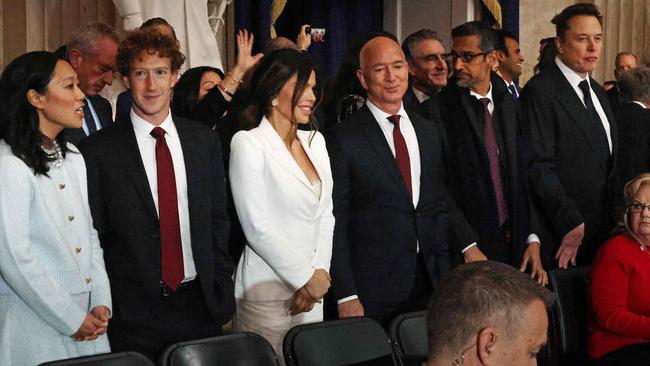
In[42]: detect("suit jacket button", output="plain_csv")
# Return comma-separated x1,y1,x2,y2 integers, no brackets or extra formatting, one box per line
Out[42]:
75,248,81,254
85,278,91,284
58,184,65,189
152,233,159,240
68,215,75,221
153,269,161,276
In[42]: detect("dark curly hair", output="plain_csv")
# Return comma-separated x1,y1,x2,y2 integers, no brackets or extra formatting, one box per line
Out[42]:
0,51,69,176
117,28,185,76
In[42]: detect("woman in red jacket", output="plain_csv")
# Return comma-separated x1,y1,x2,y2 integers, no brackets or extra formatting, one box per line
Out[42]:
589,173,650,365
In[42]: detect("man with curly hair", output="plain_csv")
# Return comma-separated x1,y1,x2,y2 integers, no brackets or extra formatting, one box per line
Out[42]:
80,28,235,361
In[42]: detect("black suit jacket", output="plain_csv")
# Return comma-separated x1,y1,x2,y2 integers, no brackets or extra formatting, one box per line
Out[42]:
520,63,620,265
403,86,428,119
617,102,650,184
607,83,621,116
64,94,113,147
79,115,235,330
439,82,533,265
327,105,477,311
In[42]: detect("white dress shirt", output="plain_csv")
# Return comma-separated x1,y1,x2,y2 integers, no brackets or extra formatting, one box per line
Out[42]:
366,100,421,208
131,109,197,281
555,57,612,153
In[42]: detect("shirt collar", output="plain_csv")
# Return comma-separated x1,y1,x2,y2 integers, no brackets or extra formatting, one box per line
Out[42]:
555,56,590,88
469,83,493,105
633,101,648,109
131,109,177,140
366,99,408,124
411,86,430,103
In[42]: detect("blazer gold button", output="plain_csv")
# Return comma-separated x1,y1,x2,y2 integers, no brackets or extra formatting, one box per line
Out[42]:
58,184,65,189
68,216,74,221
75,248,81,253
85,278,91,284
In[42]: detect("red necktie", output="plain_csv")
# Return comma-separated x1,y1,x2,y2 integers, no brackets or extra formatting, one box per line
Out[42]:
479,98,506,225
150,127,184,291
387,115,412,198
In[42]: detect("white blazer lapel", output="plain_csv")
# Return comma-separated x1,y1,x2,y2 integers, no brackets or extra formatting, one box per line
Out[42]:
258,118,313,190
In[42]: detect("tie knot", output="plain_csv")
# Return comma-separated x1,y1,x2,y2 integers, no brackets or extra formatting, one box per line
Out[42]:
479,97,490,109
578,79,590,94
150,127,166,139
387,114,401,127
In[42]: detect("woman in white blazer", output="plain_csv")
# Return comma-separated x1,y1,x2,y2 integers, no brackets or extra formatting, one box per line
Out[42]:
0,52,112,365
229,49,334,359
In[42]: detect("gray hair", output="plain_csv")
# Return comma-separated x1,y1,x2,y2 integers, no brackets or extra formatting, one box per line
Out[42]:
427,261,554,361
66,22,120,57
401,29,443,61
618,67,650,104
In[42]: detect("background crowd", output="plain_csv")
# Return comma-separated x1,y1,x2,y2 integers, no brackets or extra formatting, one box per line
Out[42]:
1,2,650,366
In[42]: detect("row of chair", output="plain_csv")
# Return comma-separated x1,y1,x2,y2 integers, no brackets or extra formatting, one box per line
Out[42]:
40,266,590,366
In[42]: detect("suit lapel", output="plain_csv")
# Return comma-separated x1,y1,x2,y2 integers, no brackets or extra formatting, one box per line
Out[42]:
114,118,158,219
594,82,617,166
297,132,327,206
359,107,411,201
459,90,485,148
552,67,608,173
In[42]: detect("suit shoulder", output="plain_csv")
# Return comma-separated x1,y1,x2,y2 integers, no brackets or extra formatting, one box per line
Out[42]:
522,71,554,94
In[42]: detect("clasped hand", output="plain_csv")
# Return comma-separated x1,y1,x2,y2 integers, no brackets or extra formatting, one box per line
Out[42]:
289,269,330,315
73,306,110,342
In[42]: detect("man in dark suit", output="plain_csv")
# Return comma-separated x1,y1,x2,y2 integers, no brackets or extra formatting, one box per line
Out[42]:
616,67,650,184
495,29,524,99
521,3,619,268
328,34,478,326
80,29,234,361
61,22,118,146
401,29,448,120
607,51,638,116
439,21,546,284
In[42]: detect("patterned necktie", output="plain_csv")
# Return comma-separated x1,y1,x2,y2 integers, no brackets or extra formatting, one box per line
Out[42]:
83,103,98,135
479,98,506,225
150,127,184,291
387,115,412,198
507,84,518,99
578,80,610,162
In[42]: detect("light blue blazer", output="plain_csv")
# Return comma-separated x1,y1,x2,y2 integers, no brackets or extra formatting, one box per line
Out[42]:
0,140,111,365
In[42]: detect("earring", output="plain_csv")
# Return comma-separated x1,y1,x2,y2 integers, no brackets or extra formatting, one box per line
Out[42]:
272,99,278,107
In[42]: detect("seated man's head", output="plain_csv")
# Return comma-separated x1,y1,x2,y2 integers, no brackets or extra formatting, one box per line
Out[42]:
427,261,554,366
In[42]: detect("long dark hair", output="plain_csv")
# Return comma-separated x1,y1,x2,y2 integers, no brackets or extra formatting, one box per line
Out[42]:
171,66,225,119
239,49,319,135
0,51,67,176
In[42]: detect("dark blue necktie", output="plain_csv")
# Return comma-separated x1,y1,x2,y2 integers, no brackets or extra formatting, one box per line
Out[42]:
83,103,98,135
507,84,518,98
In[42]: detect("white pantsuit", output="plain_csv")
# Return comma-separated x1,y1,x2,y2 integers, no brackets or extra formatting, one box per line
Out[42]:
229,117,334,358
0,141,111,366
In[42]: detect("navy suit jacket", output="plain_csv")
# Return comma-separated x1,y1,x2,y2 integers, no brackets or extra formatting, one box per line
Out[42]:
327,105,477,308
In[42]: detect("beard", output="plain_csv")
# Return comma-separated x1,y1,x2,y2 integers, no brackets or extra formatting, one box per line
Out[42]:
455,62,488,88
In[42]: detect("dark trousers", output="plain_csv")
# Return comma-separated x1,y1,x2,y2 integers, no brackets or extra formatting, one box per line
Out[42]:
365,253,434,328
108,279,221,363
590,343,650,366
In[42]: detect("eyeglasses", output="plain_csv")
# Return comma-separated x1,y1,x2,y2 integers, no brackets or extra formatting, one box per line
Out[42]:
445,50,492,63
629,202,650,213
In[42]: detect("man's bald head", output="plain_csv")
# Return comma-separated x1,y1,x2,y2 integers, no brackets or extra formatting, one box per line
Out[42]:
357,36,408,114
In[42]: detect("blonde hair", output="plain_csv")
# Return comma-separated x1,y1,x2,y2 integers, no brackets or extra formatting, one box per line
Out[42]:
619,173,650,242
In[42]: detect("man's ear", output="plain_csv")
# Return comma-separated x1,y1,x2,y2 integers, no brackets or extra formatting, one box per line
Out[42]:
476,327,499,364
68,48,83,69
407,61,417,77
170,70,180,88
26,89,46,110
486,50,499,69
554,37,564,56
122,74,131,90
356,69,368,91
